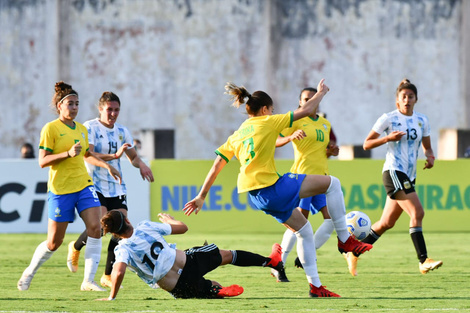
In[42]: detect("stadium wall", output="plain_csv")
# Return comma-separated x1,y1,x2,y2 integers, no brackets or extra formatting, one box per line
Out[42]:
0,0,466,160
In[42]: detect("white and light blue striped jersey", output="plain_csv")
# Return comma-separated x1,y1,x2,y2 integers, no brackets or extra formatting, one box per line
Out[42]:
84,118,134,197
372,109,430,181
114,220,176,288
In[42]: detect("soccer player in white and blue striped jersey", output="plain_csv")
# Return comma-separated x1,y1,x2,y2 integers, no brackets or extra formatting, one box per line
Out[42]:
96,211,284,300
67,92,154,289
345,79,442,276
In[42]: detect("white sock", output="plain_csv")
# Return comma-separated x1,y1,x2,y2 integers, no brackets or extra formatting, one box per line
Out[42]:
83,236,101,283
295,221,321,287
315,219,334,249
24,241,54,276
280,228,296,265
325,176,349,243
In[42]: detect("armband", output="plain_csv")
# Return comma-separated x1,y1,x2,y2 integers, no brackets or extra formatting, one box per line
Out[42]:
428,156,435,159
66,151,71,158
114,153,118,159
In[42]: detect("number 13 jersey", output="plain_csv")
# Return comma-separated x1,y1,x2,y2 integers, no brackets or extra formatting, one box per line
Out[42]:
372,109,430,181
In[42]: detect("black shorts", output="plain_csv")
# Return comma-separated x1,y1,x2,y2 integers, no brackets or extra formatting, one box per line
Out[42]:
97,192,128,211
170,243,222,299
382,170,416,199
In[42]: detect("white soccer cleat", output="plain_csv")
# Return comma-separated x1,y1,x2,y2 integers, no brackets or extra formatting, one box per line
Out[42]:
17,271,34,291
419,258,443,274
343,252,358,276
67,241,80,273
100,274,112,288
81,280,106,292
100,274,122,289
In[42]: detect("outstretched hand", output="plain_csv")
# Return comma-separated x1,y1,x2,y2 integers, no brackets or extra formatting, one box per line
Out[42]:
183,196,205,216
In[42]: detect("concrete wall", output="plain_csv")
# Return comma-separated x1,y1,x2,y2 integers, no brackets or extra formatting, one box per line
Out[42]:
0,0,465,160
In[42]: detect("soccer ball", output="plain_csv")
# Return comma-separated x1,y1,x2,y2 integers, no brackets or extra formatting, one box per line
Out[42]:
346,211,371,241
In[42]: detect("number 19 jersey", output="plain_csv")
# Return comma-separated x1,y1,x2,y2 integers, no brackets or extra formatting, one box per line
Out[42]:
114,221,176,287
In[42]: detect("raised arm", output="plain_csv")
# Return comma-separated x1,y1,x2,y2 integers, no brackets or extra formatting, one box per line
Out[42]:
293,79,329,121
183,155,227,216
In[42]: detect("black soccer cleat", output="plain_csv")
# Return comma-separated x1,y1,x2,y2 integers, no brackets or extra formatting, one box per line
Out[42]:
294,256,303,269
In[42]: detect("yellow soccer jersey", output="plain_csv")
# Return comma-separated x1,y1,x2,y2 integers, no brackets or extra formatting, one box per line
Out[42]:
39,119,93,195
216,112,293,193
280,115,331,175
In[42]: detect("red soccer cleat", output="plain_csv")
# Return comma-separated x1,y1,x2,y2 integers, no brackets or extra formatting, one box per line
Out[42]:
266,243,283,270
309,284,341,298
216,284,244,298
337,236,373,255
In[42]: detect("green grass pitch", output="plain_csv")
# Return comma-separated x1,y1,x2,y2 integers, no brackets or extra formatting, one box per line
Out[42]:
1,228,469,312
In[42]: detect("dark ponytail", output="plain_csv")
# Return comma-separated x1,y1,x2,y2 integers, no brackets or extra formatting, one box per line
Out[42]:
224,82,273,115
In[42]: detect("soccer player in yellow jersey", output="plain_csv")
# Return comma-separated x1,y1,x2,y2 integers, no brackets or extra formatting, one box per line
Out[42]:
271,87,339,282
184,79,372,298
18,82,121,292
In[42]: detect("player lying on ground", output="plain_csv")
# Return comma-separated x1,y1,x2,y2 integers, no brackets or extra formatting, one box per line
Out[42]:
96,211,284,300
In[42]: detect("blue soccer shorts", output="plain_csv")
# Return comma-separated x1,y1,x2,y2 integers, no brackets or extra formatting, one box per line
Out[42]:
48,186,101,222
299,194,327,215
248,173,306,223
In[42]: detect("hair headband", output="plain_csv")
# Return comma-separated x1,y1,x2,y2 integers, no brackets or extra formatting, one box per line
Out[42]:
116,211,125,233
59,93,78,103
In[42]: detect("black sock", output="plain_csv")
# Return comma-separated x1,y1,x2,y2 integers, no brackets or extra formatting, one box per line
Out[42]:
353,229,380,257
231,250,269,267
74,230,88,251
362,229,380,245
410,227,427,263
105,236,120,275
